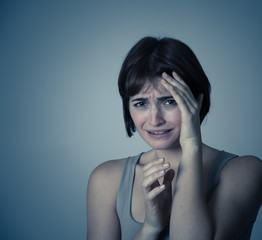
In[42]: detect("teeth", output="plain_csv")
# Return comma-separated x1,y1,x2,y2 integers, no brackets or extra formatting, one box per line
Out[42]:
150,131,168,134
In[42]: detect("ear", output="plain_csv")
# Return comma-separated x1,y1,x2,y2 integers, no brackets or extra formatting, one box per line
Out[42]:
196,93,204,109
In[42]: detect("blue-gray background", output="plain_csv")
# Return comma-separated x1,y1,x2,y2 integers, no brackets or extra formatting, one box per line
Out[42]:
1,1,261,239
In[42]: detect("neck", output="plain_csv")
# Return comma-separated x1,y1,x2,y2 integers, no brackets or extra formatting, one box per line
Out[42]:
154,148,180,157
139,148,178,166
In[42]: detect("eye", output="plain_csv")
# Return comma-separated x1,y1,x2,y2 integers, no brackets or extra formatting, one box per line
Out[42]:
164,99,177,105
133,102,147,108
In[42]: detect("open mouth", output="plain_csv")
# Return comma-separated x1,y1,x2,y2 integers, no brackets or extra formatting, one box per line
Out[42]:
147,129,172,137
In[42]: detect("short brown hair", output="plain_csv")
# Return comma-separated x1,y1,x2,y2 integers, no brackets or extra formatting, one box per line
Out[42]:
118,36,211,137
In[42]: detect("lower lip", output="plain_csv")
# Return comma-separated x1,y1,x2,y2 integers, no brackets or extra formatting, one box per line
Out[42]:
147,129,172,139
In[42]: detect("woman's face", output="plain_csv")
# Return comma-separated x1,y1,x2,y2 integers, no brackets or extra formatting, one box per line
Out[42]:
129,79,182,150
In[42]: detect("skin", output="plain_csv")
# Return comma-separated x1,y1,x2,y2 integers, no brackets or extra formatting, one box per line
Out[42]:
129,78,182,151
87,72,262,240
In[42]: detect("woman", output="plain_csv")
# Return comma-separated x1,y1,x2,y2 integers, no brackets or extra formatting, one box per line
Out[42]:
86,37,262,240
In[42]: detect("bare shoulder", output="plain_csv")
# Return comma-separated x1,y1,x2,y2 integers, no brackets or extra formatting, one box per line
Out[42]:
88,158,126,195
209,155,262,239
222,155,262,183
87,159,126,240
90,158,126,178
219,154,262,208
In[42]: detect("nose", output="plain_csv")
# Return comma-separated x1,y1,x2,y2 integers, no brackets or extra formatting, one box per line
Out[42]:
149,105,165,127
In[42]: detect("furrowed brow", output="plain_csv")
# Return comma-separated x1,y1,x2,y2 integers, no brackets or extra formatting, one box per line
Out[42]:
157,96,174,101
131,97,148,102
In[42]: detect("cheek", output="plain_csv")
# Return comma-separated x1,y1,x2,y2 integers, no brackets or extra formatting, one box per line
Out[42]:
166,108,182,125
130,109,146,127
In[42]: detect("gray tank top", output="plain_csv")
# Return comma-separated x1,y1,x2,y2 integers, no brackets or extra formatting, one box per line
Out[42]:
116,151,255,240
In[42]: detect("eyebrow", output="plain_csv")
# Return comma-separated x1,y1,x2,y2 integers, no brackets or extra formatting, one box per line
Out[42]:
131,95,174,102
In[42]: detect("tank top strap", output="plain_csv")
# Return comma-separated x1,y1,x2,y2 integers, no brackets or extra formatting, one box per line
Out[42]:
116,153,170,239
116,153,142,224
207,150,238,202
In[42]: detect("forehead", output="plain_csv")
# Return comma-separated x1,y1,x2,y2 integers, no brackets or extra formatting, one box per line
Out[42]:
134,79,170,97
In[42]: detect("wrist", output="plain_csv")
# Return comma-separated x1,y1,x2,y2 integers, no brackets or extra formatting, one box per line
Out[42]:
180,144,203,167
180,136,202,150
182,143,202,156
141,222,161,240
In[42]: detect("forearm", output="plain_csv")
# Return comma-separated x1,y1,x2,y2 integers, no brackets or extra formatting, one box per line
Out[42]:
132,223,161,240
170,147,213,240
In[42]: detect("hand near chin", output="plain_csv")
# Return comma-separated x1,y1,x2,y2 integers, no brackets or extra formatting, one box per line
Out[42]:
161,72,203,150
142,158,175,232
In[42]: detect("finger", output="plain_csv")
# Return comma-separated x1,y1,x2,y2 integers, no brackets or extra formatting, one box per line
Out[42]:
144,162,170,178
146,184,166,201
172,71,186,86
142,169,166,191
197,93,204,107
161,79,191,112
175,87,199,114
162,72,186,91
142,158,164,172
161,74,188,99
151,179,160,189
161,79,198,114
162,72,196,104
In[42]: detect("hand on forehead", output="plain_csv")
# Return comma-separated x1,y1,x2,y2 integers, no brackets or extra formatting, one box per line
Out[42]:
136,78,171,97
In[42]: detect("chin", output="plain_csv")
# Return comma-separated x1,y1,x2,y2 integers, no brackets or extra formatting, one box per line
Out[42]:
138,131,180,150
148,141,179,150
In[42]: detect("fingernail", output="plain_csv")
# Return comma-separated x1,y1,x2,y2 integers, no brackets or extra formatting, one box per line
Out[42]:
160,184,165,189
158,158,164,163
163,163,169,167
158,170,165,175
